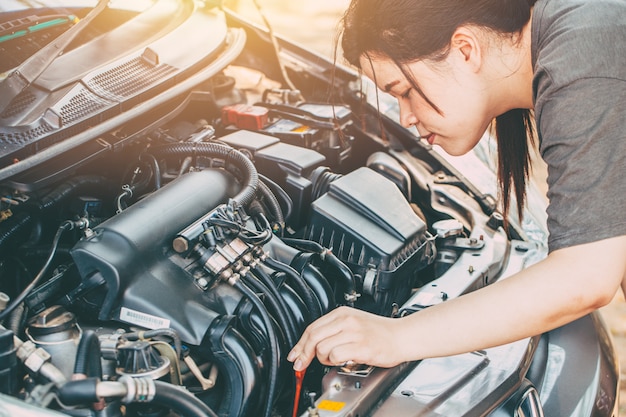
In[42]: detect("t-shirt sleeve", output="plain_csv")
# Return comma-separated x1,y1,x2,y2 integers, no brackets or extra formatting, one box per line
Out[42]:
537,76,626,252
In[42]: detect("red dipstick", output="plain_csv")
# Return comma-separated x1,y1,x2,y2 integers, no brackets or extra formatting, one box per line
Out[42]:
292,368,306,417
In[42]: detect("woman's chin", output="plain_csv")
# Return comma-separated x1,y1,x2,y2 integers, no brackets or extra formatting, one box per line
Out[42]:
436,144,474,157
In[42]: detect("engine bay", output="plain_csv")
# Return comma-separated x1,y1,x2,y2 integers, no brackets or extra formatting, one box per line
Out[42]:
0,5,550,417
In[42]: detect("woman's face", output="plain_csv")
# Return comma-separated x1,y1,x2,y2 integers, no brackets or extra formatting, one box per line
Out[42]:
360,54,495,156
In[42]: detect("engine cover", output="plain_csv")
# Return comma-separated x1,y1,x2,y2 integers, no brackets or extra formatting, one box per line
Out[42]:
306,167,435,314
70,169,239,335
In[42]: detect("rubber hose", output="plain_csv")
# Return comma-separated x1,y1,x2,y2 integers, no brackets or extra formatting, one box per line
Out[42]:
153,380,219,417
252,268,300,340
57,378,220,417
257,180,284,226
37,175,111,212
282,238,357,300
0,175,109,251
73,330,102,379
234,280,279,417
0,212,33,253
140,153,162,189
262,257,322,321
148,142,258,207
6,303,26,336
243,272,297,347
259,173,293,223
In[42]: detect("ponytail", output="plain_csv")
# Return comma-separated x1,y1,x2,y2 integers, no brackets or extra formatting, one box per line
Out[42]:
495,109,535,223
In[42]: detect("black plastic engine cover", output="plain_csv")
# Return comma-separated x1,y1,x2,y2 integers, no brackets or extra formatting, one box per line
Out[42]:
70,169,240,334
306,167,435,313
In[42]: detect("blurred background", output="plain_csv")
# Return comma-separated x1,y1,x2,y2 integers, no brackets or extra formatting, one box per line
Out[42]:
225,0,350,59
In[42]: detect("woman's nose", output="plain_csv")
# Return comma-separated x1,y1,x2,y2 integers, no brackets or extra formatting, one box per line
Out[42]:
399,101,418,128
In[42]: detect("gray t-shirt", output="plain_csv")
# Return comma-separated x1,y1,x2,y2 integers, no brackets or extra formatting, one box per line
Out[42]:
531,0,626,252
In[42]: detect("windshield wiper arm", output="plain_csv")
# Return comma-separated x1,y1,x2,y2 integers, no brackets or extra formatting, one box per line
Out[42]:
0,0,109,115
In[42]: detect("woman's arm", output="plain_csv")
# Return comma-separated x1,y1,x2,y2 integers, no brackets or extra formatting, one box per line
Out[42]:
288,235,626,371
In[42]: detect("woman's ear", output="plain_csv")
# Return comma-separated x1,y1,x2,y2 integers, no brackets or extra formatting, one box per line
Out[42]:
449,26,483,73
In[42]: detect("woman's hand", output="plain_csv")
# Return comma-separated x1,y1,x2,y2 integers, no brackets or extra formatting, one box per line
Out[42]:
288,236,626,373
287,306,405,371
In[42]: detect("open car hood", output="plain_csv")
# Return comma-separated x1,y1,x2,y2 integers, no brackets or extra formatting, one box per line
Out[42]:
0,0,241,186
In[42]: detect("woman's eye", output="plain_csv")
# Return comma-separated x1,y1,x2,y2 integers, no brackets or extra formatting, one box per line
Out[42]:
401,88,412,99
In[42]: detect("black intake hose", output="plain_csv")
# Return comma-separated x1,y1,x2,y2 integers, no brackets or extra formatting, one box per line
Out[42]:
252,267,301,340
37,175,112,212
73,330,102,379
282,237,358,305
148,142,258,207
242,271,297,348
0,212,33,253
233,280,280,417
57,378,220,417
200,316,260,417
262,257,322,321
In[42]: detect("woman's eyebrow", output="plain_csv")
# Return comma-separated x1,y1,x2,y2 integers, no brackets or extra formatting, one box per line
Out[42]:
383,80,400,92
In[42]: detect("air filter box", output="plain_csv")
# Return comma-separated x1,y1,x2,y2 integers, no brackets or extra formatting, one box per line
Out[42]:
306,167,435,314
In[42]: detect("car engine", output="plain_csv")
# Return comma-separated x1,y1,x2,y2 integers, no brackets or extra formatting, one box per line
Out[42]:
0,6,551,417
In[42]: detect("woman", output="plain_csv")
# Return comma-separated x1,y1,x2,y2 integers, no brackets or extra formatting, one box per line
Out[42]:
288,0,626,371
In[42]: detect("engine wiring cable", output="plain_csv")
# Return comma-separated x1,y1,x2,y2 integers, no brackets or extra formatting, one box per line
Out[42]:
232,279,280,417
0,219,78,322
207,202,273,246
249,0,304,103
116,161,156,212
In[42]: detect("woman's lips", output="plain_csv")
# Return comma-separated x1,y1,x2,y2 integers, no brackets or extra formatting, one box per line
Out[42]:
423,134,435,145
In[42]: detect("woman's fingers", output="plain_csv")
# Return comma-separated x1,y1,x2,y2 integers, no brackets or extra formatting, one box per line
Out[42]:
288,307,348,370
288,307,403,371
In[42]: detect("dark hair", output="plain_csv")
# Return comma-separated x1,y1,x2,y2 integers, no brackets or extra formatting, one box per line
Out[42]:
341,0,537,222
